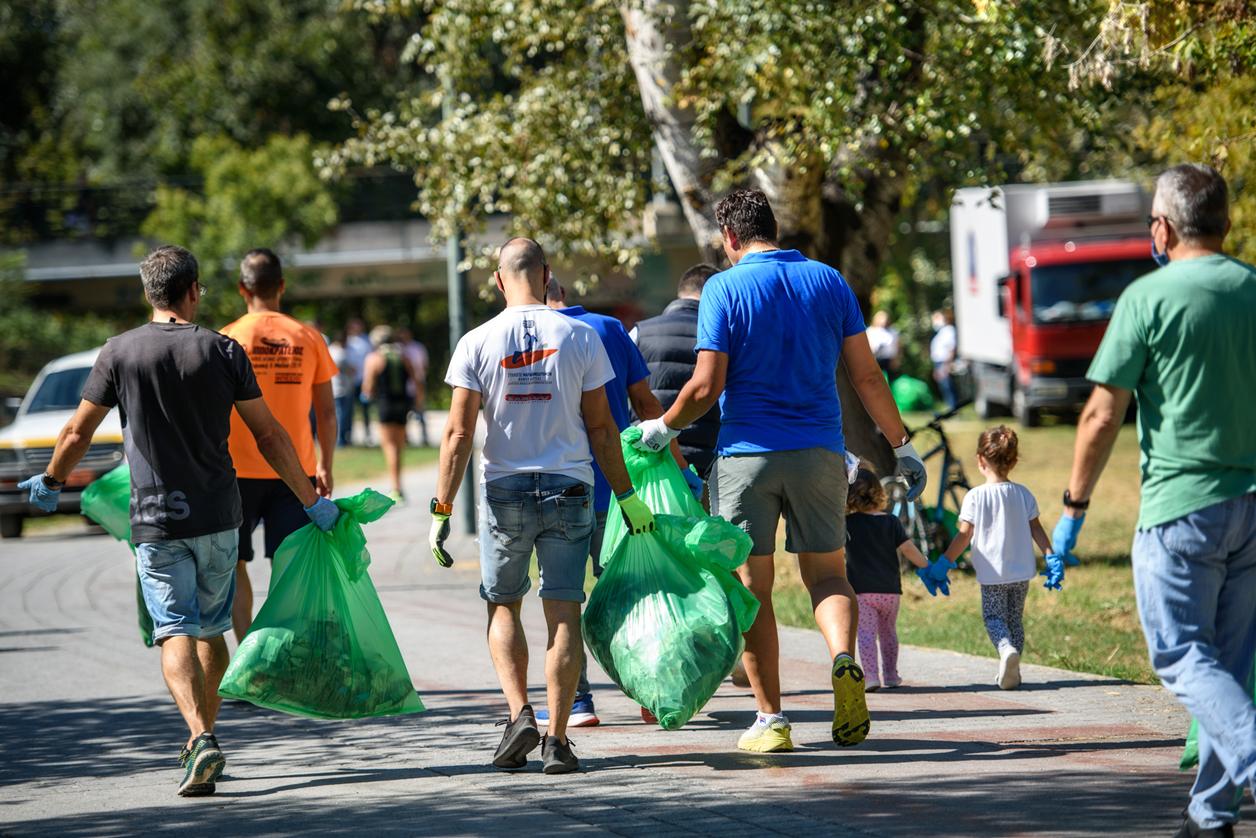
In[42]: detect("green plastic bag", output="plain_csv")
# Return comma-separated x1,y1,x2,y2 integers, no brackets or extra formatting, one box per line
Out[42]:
891,375,935,412
218,489,425,719
1180,659,1256,769
79,464,155,648
583,513,758,730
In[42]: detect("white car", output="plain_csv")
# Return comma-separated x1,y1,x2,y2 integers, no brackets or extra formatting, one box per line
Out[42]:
0,349,124,538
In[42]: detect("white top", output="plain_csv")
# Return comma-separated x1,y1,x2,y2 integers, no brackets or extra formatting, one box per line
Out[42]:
328,343,351,398
866,325,900,361
930,324,957,363
445,304,615,485
959,481,1040,585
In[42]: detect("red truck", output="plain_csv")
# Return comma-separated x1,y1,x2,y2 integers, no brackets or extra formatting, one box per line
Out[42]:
950,180,1156,426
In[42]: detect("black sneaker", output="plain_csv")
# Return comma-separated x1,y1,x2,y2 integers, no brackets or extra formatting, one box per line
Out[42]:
1174,813,1234,838
541,735,579,775
177,732,225,797
492,705,540,770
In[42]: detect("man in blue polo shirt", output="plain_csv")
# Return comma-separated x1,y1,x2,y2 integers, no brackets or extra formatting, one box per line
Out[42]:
636,188,926,753
541,278,683,727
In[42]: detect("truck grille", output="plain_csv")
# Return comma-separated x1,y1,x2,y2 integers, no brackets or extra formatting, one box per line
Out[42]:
21,443,124,474
1047,194,1102,216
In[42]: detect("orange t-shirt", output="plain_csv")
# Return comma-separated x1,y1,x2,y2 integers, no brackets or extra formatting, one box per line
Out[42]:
221,311,337,480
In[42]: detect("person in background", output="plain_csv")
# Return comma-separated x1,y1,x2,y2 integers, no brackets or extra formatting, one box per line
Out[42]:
631,263,722,482
344,318,373,445
844,468,929,691
930,309,958,410
1054,163,1256,837
361,326,422,502
220,248,338,642
17,245,338,797
938,426,1061,690
328,331,354,448
397,326,431,447
866,310,901,378
541,276,680,728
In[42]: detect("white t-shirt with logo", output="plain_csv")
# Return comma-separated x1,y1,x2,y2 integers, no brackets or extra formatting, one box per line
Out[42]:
445,304,615,485
958,481,1040,585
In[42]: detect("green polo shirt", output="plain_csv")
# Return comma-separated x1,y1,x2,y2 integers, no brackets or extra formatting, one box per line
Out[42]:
1087,253,1256,529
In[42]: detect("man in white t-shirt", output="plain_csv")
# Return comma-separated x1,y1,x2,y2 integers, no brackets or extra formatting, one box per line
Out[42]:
866,310,900,376
428,237,655,776
930,309,958,409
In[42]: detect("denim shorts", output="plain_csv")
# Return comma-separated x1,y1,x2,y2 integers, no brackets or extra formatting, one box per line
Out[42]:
135,528,239,641
479,473,594,604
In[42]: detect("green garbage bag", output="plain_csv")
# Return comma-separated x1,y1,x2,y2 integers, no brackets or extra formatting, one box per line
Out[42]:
583,513,758,730
891,375,935,412
599,425,705,565
1180,659,1256,769
218,489,425,720
79,464,155,648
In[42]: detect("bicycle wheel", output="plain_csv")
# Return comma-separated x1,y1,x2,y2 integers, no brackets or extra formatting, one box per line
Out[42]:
881,476,930,569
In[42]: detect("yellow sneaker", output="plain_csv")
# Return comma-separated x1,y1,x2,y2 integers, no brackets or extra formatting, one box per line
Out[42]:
831,654,871,746
737,714,794,753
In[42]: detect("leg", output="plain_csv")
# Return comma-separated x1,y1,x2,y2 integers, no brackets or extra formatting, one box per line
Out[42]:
855,594,881,684
231,480,262,642
878,594,902,684
576,510,607,697
737,554,782,714
542,599,583,742
486,600,529,718
196,636,230,727
231,561,252,643
981,584,1015,653
1006,582,1029,653
160,636,216,744
193,528,239,731
799,549,857,659
379,423,405,495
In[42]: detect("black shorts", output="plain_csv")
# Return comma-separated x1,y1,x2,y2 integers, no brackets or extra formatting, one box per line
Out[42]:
237,477,314,562
375,399,409,426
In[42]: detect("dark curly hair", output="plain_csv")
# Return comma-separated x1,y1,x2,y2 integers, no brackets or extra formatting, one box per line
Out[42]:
846,468,888,514
977,424,1019,475
714,188,778,245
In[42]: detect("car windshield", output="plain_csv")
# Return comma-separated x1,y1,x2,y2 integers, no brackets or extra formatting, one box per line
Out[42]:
1031,259,1154,324
26,367,93,414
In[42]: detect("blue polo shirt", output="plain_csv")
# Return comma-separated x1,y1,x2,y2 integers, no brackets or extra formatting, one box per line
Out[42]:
557,305,650,511
695,249,865,455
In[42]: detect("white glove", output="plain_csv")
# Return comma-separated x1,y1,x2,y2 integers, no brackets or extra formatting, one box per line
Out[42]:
635,418,680,452
843,451,861,485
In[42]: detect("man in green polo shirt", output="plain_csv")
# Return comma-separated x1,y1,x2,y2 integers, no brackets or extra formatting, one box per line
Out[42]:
1054,163,1256,838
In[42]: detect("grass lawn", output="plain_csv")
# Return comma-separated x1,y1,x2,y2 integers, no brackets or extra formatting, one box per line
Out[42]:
331,445,440,486
772,412,1158,684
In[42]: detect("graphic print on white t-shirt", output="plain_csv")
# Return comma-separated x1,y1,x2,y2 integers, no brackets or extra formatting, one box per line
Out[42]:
444,304,614,485
958,481,1040,585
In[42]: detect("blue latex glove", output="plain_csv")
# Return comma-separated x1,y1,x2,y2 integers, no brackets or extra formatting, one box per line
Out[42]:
915,566,940,596
682,465,704,500
304,497,340,531
1052,513,1085,567
928,555,957,584
893,441,927,501
1041,552,1065,590
17,474,60,513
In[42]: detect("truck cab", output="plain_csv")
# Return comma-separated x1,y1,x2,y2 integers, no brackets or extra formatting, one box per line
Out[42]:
952,181,1156,425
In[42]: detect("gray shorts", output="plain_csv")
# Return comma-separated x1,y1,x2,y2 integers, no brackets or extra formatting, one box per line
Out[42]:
711,448,848,555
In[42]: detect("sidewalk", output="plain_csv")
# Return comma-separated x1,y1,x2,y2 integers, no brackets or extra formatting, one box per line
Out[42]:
0,461,1230,836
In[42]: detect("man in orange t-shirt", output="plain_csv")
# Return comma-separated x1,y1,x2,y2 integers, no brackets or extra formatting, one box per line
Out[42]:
221,248,338,641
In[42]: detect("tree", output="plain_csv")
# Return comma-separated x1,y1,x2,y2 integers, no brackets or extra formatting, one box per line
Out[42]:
141,134,339,325
331,0,1112,465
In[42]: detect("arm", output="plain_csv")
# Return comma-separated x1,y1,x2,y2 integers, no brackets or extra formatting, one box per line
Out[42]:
235,397,319,508
662,350,727,429
1063,384,1131,517
435,387,480,506
942,520,974,562
45,400,111,482
360,354,381,400
582,386,634,495
898,539,929,570
1029,517,1053,555
628,377,689,470
841,332,908,445
311,381,336,497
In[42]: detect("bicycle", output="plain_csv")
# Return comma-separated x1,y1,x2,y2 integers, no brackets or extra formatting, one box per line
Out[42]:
881,400,973,564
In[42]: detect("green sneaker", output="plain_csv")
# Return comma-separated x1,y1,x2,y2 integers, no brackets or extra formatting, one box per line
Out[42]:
177,733,225,797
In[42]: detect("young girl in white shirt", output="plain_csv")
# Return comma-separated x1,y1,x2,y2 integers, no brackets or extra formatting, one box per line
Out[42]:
940,426,1057,689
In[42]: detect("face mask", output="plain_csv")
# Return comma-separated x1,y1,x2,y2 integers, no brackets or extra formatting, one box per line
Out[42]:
1151,239,1169,268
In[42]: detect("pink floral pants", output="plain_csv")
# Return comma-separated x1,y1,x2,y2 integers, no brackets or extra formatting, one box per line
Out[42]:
856,593,901,685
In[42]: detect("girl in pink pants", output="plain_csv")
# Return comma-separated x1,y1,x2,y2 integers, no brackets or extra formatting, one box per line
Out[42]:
845,469,930,690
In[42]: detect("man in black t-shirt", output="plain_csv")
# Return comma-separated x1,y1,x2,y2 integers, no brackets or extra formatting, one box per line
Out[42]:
17,245,340,798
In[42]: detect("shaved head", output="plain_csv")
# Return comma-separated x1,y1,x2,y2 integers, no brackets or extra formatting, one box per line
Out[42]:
497,237,547,283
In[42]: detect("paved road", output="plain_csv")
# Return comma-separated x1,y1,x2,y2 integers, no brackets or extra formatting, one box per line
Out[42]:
0,463,1236,836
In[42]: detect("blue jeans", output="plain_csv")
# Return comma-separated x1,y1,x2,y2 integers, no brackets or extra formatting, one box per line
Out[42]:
479,474,593,604
334,394,354,447
1132,493,1256,828
135,528,239,641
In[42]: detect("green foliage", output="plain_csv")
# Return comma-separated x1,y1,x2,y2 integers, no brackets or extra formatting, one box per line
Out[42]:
0,252,118,395
141,134,339,324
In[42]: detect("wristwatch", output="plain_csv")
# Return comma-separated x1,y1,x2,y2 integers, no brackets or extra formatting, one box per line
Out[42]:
430,498,453,516
41,473,65,490
1062,489,1090,511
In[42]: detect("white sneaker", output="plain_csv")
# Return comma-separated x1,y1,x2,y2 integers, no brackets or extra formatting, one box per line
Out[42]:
997,647,1021,690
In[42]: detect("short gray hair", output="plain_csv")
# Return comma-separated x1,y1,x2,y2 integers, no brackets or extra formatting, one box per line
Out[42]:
1153,164,1229,240
140,246,199,310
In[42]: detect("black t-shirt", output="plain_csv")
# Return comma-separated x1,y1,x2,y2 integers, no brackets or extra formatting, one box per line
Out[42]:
82,322,262,543
845,512,910,595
